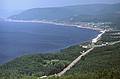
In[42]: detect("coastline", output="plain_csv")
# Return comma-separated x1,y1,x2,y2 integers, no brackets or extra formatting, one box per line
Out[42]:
3,19,106,45
4,19,103,32
92,30,106,43
0,19,106,64
4,19,105,44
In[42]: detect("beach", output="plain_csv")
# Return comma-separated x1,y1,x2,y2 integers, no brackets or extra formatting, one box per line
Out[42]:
4,19,103,31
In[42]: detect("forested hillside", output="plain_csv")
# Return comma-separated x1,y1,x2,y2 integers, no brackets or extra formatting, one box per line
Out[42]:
9,3,120,21
9,3,120,29
0,45,86,79
1,3,120,79
0,32,120,79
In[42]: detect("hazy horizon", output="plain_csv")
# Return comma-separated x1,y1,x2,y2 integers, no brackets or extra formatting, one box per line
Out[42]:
0,0,120,17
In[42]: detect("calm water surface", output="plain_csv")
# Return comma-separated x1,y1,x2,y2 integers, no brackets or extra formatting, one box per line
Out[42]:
0,21,100,64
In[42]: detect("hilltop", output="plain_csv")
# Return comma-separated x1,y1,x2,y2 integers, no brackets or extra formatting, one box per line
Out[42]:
9,3,120,21
8,3,120,29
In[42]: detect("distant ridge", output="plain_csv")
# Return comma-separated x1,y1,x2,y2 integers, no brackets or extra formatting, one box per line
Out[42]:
8,3,120,25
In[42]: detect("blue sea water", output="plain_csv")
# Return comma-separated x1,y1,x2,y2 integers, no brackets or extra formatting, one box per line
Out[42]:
0,21,100,64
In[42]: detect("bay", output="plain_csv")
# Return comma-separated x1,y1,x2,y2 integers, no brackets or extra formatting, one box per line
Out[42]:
0,21,100,64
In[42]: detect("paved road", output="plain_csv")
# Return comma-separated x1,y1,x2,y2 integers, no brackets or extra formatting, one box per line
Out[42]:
39,40,120,78
57,47,94,76
94,41,120,47
56,40,120,77
109,41,120,45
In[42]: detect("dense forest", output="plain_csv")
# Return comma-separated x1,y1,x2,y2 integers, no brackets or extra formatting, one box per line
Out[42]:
0,45,86,79
0,31,120,79
9,3,120,30
101,31,120,42
63,42,120,79
0,3,120,78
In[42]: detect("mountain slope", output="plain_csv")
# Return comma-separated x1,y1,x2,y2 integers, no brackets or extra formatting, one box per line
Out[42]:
50,42,120,79
0,41,120,79
0,45,85,79
9,3,120,22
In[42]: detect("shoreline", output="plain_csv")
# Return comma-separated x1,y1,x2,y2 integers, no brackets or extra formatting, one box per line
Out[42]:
92,30,106,43
4,19,103,32
4,19,105,44
0,19,106,64
3,19,106,45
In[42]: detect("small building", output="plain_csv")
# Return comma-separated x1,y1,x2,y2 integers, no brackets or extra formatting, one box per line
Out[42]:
82,46,88,48
40,76,47,79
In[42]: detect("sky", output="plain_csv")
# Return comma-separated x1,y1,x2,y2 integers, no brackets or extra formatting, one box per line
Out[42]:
0,0,120,17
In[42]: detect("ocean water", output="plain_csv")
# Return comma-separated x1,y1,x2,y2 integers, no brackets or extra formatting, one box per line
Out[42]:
0,21,100,64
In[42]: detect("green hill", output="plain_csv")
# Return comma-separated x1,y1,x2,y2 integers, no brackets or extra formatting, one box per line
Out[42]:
50,43,120,79
9,3,120,21
0,45,86,79
62,43,120,79
0,31,120,79
9,3,120,29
